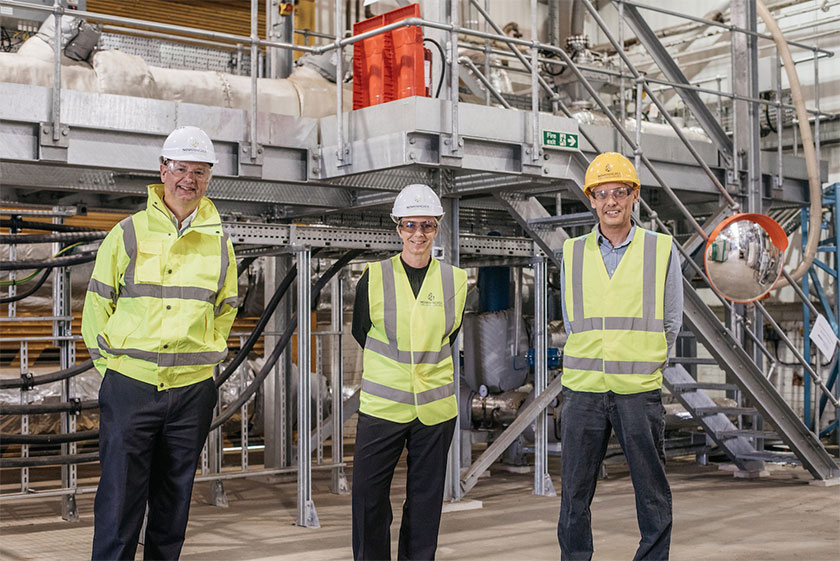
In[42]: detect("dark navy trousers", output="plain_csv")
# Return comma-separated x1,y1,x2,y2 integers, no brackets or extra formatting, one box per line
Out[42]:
92,370,217,561
557,388,672,561
352,412,456,561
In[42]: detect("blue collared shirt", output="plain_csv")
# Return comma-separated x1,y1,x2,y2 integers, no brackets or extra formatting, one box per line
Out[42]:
560,224,684,355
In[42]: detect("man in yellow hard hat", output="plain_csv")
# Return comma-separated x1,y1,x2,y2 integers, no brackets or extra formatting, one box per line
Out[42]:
557,152,683,561
350,183,467,560
83,126,238,561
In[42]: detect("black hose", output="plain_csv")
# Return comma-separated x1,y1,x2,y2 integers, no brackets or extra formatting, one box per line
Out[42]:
0,231,107,245
0,251,98,271
423,37,447,98
214,263,298,388
0,268,51,304
211,249,363,428
0,219,101,233
0,452,99,468
0,430,99,444
237,255,258,278
0,360,95,390
214,247,329,388
0,399,99,415
211,312,296,430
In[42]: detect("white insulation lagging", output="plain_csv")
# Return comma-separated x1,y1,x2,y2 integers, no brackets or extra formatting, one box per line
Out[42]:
757,0,821,288
0,34,352,119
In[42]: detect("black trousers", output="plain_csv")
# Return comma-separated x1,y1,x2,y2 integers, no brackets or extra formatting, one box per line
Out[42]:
352,412,456,561
92,370,217,561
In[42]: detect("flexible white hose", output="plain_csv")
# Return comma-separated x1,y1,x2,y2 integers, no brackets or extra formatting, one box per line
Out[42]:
757,0,821,288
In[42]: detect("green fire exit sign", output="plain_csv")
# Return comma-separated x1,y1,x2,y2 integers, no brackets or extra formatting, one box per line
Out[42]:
542,130,578,148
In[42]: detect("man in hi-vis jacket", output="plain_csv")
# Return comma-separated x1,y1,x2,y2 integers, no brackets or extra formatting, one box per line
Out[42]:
83,126,237,561
558,152,683,561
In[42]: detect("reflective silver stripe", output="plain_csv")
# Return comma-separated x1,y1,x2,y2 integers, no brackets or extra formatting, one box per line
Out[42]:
604,360,665,375
89,348,103,360
120,284,215,302
440,262,455,337
215,296,238,314
218,234,230,295
87,278,116,304
563,355,603,371
570,237,586,332
643,231,658,321
97,334,227,366
381,259,398,345
604,317,664,332
365,337,451,365
416,381,455,405
413,346,452,364
361,378,415,405
121,216,138,288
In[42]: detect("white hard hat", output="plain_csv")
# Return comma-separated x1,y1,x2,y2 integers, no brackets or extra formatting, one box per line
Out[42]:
390,184,445,222
160,126,218,164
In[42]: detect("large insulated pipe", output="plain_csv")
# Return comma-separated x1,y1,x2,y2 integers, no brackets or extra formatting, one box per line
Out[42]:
756,0,820,288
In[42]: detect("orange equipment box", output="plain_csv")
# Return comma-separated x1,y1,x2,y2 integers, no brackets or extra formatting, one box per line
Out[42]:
352,3,428,109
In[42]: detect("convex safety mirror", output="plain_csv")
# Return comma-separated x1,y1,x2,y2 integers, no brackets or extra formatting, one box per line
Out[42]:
704,213,788,303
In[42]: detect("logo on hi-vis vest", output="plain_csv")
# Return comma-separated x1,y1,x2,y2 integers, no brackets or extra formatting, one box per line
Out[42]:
420,292,443,307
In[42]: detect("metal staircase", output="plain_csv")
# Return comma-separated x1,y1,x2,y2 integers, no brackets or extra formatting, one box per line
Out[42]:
491,0,840,482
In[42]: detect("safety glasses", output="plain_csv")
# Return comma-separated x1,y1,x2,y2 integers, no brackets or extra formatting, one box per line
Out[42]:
398,220,438,234
167,161,212,182
591,186,633,201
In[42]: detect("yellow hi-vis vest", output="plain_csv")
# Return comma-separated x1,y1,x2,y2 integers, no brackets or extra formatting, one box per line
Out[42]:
81,184,238,390
562,227,672,394
361,255,467,424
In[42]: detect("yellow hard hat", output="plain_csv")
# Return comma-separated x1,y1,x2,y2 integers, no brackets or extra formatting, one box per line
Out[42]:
583,152,640,195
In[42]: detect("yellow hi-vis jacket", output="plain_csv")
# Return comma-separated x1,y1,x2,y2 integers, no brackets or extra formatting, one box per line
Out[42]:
361,255,467,424
562,227,672,394
82,184,238,390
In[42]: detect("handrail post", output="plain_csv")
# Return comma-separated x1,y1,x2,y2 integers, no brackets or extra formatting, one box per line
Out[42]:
529,0,540,163
249,0,259,162
450,0,460,155
51,0,62,142
335,0,347,165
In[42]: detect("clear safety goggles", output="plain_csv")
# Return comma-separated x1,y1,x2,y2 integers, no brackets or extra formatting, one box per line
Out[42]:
398,219,438,234
591,186,633,201
166,161,212,183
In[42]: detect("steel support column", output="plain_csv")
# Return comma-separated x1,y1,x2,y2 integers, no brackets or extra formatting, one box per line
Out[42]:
296,247,320,527
532,256,555,496
330,275,350,494
264,255,293,469
731,0,764,378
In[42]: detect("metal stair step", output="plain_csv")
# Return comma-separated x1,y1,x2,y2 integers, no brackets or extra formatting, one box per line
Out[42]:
716,430,781,440
735,451,802,465
693,406,759,417
671,357,719,365
670,382,740,393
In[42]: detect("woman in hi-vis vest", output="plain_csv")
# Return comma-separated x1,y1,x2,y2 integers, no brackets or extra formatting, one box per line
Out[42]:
351,183,467,561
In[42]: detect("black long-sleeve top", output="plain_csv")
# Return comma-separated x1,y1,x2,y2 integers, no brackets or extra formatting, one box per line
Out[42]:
352,256,461,349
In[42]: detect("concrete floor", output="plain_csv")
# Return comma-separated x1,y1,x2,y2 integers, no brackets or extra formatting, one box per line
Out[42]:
1,457,839,561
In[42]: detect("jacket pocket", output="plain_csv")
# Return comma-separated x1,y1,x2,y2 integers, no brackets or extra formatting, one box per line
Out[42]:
136,241,164,283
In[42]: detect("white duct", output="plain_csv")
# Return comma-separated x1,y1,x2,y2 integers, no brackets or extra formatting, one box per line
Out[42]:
0,35,352,119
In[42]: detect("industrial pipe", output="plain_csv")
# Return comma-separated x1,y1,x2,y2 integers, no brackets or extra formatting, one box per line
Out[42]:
0,359,94,389
756,0,821,288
